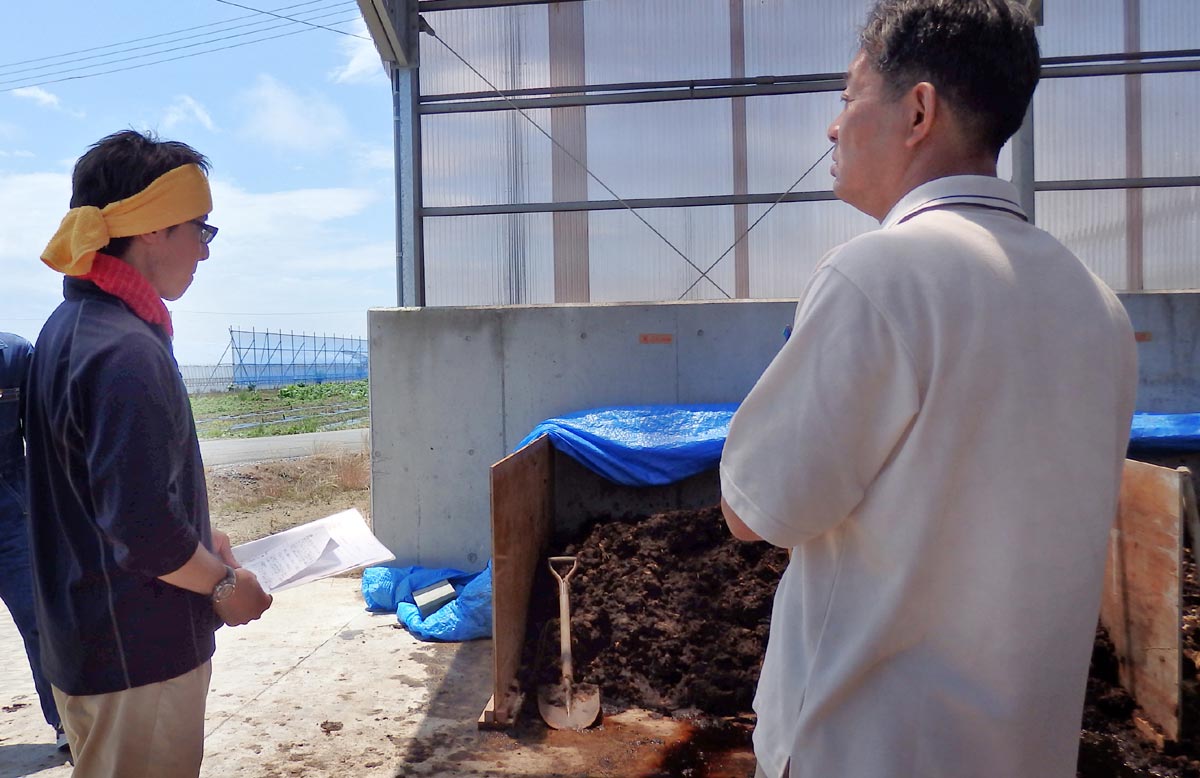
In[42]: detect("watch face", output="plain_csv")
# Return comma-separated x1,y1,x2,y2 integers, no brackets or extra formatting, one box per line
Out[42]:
213,569,237,603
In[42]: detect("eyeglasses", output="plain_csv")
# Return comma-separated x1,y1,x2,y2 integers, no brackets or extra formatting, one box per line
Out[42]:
192,220,219,245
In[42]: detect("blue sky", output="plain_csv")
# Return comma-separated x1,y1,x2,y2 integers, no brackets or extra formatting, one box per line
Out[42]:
1,0,396,364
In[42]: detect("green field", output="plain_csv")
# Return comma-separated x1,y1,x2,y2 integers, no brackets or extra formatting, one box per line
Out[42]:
189,380,369,439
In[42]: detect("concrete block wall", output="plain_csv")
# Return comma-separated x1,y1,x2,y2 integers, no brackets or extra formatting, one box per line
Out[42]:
368,300,796,568
370,292,1200,569
1119,292,1200,413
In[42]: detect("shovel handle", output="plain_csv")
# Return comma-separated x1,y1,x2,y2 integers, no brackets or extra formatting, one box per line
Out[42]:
547,556,578,683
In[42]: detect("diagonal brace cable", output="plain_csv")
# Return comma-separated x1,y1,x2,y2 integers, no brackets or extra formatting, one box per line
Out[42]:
676,145,833,300
425,26,732,299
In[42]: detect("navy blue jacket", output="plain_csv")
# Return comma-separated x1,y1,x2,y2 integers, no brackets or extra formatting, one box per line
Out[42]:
0,333,33,503
1,333,33,528
25,278,217,695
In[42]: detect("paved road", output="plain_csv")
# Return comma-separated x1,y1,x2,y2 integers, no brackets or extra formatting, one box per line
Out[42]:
199,427,370,466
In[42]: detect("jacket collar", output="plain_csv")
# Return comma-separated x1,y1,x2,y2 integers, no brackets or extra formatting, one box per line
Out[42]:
881,175,1028,230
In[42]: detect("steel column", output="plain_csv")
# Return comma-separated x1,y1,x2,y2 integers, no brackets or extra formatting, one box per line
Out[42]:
393,62,425,307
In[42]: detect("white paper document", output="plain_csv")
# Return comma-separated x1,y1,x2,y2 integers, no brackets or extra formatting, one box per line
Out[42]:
232,508,394,593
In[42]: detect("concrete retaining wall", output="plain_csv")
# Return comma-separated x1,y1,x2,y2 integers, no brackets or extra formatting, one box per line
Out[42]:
1120,292,1200,413
369,291,1200,568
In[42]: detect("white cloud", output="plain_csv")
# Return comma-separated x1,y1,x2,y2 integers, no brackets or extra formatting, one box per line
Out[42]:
355,144,393,172
166,177,391,362
0,169,392,365
329,19,387,85
0,150,35,159
11,87,84,118
12,87,60,109
0,171,75,347
163,95,217,133
238,75,349,153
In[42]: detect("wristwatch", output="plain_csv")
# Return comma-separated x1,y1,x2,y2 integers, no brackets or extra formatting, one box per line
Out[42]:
211,565,237,604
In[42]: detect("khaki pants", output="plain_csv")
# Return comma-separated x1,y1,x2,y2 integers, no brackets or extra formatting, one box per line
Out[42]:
52,661,212,778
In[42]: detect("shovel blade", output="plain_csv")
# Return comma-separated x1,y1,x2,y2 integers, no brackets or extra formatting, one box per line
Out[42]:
538,682,601,730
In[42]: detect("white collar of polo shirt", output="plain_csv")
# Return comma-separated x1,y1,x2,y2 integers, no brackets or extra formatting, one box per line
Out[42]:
881,175,1029,229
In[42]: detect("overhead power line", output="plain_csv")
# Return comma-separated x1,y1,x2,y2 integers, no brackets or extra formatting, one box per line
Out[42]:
214,0,369,40
0,0,344,73
1,4,356,82
1,7,363,93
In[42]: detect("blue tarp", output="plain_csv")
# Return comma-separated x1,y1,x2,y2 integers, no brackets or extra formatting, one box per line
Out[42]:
361,562,493,642
1129,412,1200,452
517,404,738,487
517,406,1200,488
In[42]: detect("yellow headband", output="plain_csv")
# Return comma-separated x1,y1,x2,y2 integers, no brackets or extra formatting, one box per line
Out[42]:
41,163,213,276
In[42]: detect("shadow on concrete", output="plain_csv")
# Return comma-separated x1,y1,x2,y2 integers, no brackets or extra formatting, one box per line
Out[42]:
393,637,530,777
0,742,71,775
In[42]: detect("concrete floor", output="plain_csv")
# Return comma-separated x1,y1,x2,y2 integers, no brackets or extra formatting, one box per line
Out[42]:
0,576,744,778
0,577,498,778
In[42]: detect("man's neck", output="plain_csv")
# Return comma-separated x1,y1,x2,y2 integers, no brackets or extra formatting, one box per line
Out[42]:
880,153,999,222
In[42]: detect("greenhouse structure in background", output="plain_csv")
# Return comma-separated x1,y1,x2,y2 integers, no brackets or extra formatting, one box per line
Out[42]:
356,0,1200,574
359,0,1200,308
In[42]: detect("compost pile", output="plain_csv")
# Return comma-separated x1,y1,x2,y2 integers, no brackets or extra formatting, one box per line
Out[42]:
522,505,1200,776
521,505,787,716
1078,548,1200,777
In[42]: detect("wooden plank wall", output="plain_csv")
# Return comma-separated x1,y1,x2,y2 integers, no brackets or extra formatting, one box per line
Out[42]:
1101,458,1184,741
481,435,554,727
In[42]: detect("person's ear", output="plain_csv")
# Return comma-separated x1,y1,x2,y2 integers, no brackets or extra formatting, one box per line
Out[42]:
905,82,937,148
136,229,168,247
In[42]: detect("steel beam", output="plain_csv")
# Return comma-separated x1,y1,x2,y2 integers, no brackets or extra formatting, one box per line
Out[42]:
421,176,1200,218
420,0,583,10
420,72,848,103
418,57,1200,115
1035,176,1200,191
423,191,839,217
420,79,846,114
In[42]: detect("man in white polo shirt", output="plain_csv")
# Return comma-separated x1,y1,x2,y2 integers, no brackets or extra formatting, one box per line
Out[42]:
720,1,1137,777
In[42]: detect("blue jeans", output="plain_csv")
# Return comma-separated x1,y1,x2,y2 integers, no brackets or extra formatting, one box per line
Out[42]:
0,471,60,730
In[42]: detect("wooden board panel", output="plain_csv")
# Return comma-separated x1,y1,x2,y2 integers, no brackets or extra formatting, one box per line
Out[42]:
1101,459,1184,741
483,435,553,727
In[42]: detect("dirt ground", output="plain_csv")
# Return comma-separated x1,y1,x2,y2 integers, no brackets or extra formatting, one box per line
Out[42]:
206,450,371,546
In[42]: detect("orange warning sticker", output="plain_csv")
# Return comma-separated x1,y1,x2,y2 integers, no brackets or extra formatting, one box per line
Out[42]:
639,333,673,345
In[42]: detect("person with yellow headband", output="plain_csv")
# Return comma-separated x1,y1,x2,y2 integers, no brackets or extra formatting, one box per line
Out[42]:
24,129,272,778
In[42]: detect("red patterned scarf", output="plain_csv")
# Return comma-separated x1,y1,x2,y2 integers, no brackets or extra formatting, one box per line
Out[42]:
82,253,173,337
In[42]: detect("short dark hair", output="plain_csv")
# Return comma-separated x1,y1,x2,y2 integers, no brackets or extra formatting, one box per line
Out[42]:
859,0,1040,155
69,129,210,258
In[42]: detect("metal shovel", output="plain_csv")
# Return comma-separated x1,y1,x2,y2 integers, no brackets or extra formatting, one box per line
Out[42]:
537,556,601,730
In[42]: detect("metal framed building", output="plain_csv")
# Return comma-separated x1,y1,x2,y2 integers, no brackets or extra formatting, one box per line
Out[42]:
359,0,1200,307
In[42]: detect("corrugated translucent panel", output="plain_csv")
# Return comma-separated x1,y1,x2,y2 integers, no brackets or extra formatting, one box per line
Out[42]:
745,92,841,194
1034,75,1127,181
1141,73,1200,179
1035,190,1128,289
1141,0,1200,51
420,5,550,95
1038,0,1124,58
584,100,733,201
422,109,553,207
744,0,870,75
746,201,878,298
423,213,554,305
588,207,737,302
1142,187,1200,290
584,0,731,84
